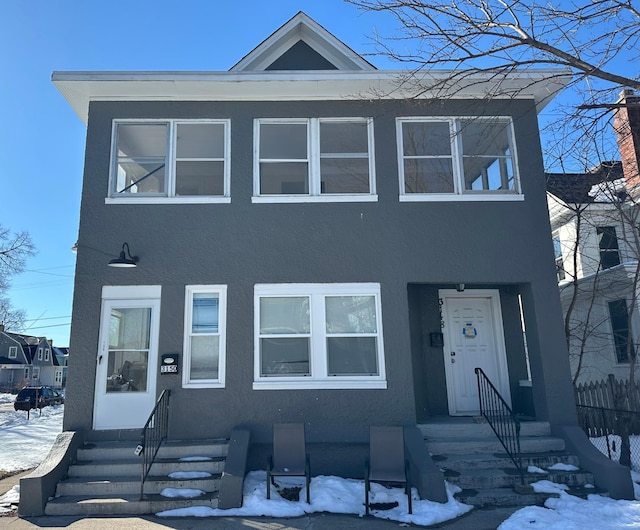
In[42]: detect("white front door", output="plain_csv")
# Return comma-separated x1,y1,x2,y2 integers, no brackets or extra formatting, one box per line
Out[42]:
93,294,161,430
440,289,511,415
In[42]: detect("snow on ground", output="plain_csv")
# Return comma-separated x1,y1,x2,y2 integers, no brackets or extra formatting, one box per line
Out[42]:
0,393,63,473
156,471,473,526
590,434,640,471
0,485,20,514
2,392,640,527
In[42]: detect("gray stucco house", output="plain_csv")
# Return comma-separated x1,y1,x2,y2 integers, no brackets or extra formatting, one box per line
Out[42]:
40,11,632,514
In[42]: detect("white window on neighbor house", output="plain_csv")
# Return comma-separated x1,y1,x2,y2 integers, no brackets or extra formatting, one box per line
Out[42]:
37,348,43,361
253,118,376,202
24,368,29,380
45,348,50,361
108,120,231,203
553,232,566,282
183,286,227,388
397,117,521,201
55,370,62,384
597,226,621,270
8,346,17,359
32,367,40,380
254,283,386,390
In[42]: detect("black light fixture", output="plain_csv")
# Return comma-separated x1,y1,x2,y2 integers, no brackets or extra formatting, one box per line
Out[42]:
108,242,138,268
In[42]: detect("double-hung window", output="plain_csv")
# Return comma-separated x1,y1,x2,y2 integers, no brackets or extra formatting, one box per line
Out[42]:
183,286,227,388
553,232,566,282
254,283,386,389
597,226,621,270
397,117,521,200
253,118,376,202
109,120,230,203
37,348,43,361
608,299,634,363
8,346,17,359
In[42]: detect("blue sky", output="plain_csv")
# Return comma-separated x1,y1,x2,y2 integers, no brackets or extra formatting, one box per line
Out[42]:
0,0,398,347
0,0,625,346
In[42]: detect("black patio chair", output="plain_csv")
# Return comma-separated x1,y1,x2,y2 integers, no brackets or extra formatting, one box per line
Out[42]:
266,423,311,503
364,425,412,515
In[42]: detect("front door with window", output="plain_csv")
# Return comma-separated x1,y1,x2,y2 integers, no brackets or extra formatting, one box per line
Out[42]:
93,296,160,430
440,289,511,415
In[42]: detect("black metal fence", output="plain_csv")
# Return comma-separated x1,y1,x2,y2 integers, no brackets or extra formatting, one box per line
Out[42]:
576,404,640,471
139,389,171,499
475,367,524,484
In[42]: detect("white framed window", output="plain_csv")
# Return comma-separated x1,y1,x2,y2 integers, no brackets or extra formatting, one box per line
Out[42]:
24,368,29,380
8,346,17,359
553,232,566,282
397,117,522,201
55,370,63,384
253,118,376,203
45,348,50,361
33,367,40,380
108,120,231,204
183,285,227,388
254,283,386,390
37,348,43,361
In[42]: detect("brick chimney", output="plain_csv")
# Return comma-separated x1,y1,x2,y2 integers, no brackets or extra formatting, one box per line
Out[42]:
613,89,640,189
0,324,4,332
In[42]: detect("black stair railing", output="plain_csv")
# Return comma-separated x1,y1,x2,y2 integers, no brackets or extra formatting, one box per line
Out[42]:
475,367,524,485
138,389,171,499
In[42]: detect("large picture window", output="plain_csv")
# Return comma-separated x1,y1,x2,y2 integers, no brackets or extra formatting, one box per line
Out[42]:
183,286,227,388
254,283,386,389
109,120,230,203
397,117,520,200
254,118,376,202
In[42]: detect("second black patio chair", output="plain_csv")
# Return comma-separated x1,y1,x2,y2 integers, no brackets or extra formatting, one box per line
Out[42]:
364,425,412,515
266,422,311,503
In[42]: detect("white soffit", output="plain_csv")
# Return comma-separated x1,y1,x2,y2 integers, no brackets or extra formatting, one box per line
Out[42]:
229,11,375,72
51,69,572,124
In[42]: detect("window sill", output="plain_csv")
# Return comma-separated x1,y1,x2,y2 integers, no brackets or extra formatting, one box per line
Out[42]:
253,379,387,390
400,193,524,202
106,197,231,205
182,382,225,389
252,195,378,204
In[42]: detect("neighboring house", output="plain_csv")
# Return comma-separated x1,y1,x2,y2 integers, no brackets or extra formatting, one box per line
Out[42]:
55,11,601,486
0,324,63,391
547,90,640,385
53,347,69,388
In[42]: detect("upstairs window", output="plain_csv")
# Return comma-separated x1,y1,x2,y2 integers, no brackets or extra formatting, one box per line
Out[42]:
254,283,386,389
37,348,43,361
109,120,230,202
397,117,520,200
597,226,621,270
45,348,50,361
553,233,566,282
253,118,376,202
608,299,634,363
8,346,17,359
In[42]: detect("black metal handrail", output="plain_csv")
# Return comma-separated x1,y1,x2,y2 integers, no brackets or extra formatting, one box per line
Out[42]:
138,389,171,499
475,367,524,485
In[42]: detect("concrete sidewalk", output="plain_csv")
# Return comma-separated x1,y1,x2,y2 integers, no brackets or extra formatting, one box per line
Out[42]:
0,470,518,529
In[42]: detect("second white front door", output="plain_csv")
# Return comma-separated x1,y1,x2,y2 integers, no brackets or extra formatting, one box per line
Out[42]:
440,289,511,415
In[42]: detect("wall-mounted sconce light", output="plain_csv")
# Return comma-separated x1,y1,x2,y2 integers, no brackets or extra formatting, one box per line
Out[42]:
108,242,138,268
71,241,78,253
456,283,465,292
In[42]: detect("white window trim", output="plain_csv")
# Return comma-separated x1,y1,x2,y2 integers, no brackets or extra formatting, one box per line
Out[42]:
45,349,50,361
24,368,29,379
182,285,227,389
33,367,40,379
253,283,386,390
107,119,231,204
252,117,377,203
8,346,17,359
38,348,43,361
396,116,523,201
55,370,62,383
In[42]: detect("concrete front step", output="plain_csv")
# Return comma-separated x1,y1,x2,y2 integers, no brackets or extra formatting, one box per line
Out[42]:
44,492,219,516
77,439,228,461
419,420,552,439
433,451,580,471
67,457,225,477
454,485,606,508
426,435,565,455
56,474,222,496
443,467,595,489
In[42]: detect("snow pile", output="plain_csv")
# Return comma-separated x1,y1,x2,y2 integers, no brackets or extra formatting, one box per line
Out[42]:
499,492,640,529
0,395,63,473
530,480,570,494
161,488,205,499
547,463,579,472
156,471,473,526
527,465,548,474
168,471,212,479
178,456,212,462
0,485,20,514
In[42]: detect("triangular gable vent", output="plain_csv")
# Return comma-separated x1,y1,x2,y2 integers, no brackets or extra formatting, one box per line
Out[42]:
230,11,376,72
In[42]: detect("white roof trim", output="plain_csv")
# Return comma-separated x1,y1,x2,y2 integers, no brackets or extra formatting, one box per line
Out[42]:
52,69,571,124
230,12,375,72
